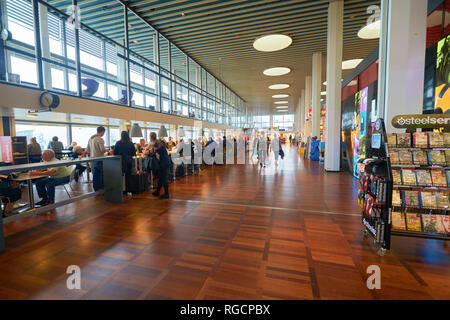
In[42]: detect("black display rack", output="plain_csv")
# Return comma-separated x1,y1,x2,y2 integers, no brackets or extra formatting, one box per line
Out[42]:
357,118,392,256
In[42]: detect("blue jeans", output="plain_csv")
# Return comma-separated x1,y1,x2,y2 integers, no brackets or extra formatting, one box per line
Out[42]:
93,161,104,191
35,176,70,201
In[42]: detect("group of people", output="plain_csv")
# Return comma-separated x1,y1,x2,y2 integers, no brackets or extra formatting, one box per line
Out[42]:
250,132,283,168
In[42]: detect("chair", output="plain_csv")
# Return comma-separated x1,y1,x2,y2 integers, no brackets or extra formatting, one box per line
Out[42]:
61,166,76,198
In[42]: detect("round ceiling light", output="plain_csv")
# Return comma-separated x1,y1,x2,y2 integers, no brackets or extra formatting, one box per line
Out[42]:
274,101,288,104
357,20,380,39
272,94,289,98
253,34,292,52
268,84,290,90
263,67,291,76
342,59,363,70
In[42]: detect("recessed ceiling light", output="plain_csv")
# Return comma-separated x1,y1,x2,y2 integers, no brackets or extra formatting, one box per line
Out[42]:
321,91,326,95
274,101,288,104
276,106,289,109
269,84,290,90
263,67,291,76
73,117,83,120
26,113,37,117
342,59,363,70
357,20,380,39
272,94,289,98
277,109,288,112
253,34,292,52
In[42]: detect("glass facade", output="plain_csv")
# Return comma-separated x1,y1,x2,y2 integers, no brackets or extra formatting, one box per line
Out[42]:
273,114,294,131
0,0,249,127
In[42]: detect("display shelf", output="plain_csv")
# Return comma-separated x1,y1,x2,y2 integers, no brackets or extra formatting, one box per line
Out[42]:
392,205,448,213
393,185,450,190
391,230,449,240
389,147,450,150
391,164,450,168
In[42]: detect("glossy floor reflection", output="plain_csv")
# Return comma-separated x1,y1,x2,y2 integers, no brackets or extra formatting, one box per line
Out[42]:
0,145,449,299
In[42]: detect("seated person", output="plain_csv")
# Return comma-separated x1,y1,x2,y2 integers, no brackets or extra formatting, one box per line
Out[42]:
30,150,71,206
69,146,86,182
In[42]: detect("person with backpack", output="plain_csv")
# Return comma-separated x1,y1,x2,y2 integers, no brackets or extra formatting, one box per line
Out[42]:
113,131,136,193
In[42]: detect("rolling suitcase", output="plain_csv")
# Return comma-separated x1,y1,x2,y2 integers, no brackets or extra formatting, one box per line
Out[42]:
129,172,145,194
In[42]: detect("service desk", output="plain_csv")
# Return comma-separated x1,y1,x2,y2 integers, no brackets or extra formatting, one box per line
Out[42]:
0,156,122,252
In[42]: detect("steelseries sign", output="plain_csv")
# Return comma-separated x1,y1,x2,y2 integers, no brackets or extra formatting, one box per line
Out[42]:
391,114,450,129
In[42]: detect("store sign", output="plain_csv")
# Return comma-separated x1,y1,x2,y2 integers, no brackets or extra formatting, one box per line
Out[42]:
391,114,450,129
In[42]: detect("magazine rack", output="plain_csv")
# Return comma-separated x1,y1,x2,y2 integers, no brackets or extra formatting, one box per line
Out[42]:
387,122,450,241
358,118,392,256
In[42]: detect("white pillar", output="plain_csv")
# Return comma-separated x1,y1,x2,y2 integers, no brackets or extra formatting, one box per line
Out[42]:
39,3,52,89
378,0,427,133
312,52,322,139
300,88,305,141
324,0,343,172
304,75,312,137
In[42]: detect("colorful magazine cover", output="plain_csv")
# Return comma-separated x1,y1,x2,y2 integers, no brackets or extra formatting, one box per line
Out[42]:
435,192,449,209
404,190,420,207
445,150,450,165
397,133,411,148
413,150,428,165
446,170,450,186
431,169,448,187
401,168,417,186
428,132,444,148
389,150,400,165
392,190,402,207
421,192,437,209
413,132,428,148
422,214,443,233
391,212,406,231
392,169,402,185
406,213,422,232
444,132,450,147
398,150,413,164
387,133,397,148
439,215,450,234
428,150,446,165
416,169,433,186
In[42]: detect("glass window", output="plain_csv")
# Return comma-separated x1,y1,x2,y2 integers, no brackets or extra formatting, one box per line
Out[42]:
171,44,187,81
128,9,156,63
15,122,68,150
6,0,35,46
72,125,108,148
109,127,120,146
10,55,38,85
188,58,200,87
159,35,170,71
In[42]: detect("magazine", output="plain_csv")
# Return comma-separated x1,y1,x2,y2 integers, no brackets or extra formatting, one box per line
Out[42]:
421,192,437,209
428,132,444,148
431,169,447,187
401,168,417,186
387,133,397,148
389,150,400,165
398,150,413,165
404,190,420,207
444,132,450,147
413,132,428,148
391,212,406,231
422,214,443,233
406,213,422,232
392,169,402,185
435,192,449,209
428,150,446,165
392,190,402,207
415,169,433,186
413,150,428,165
397,133,411,148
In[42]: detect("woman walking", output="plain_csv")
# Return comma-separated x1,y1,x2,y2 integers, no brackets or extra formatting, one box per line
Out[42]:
113,131,136,193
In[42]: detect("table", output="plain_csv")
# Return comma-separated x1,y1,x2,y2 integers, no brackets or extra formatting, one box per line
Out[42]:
12,173,50,210
0,156,123,252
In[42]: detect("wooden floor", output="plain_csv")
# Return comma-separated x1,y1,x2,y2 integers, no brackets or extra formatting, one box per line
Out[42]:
0,146,449,300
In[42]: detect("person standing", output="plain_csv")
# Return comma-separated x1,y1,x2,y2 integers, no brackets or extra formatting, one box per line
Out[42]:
257,131,268,168
86,126,106,191
289,134,292,145
47,136,64,159
114,131,136,193
148,132,170,199
272,133,280,164
27,137,42,163
69,145,86,182
31,150,70,206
